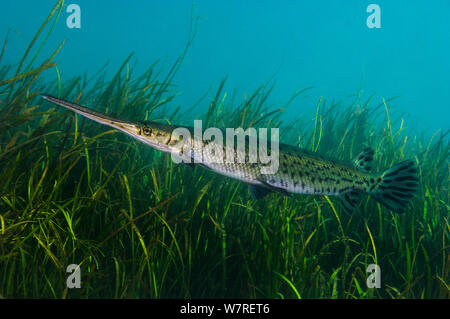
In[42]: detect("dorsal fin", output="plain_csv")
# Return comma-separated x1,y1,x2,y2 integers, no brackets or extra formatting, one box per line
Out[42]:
354,147,375,173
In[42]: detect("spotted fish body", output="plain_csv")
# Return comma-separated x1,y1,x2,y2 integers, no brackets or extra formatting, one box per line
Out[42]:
41,95,419,213
195,142,378,196
259,146,379,196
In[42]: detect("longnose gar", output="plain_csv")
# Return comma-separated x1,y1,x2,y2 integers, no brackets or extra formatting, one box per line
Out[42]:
41,94,419,213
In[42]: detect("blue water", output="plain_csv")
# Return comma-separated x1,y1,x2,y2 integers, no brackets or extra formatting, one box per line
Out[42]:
2,0,449,133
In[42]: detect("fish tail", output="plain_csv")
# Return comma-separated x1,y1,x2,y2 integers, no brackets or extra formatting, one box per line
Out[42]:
371,159,419,213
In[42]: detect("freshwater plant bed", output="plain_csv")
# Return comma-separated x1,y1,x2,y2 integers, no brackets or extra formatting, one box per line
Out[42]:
0,2,448,299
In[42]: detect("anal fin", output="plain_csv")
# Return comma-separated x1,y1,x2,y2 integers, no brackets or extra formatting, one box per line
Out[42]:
338,189,363,214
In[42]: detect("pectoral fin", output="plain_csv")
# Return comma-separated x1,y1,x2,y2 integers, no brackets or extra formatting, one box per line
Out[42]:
248,185,273,199
256,177,290,197
183,162,196,169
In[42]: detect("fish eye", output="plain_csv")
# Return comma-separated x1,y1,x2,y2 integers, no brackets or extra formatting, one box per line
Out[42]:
142,127,152,135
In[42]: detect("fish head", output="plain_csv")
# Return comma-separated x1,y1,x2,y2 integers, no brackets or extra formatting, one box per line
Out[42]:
137,121,182,152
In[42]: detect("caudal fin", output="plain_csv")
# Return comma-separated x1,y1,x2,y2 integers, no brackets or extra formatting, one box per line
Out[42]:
371,159,419,213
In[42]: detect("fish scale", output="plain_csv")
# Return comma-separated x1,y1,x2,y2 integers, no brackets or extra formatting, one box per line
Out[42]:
175,133,378,196
260,147,377,195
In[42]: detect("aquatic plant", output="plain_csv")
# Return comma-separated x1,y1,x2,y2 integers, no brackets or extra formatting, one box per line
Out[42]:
0,1,448,298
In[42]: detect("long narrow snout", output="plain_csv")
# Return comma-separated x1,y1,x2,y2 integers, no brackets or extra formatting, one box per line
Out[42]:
41,94,141,138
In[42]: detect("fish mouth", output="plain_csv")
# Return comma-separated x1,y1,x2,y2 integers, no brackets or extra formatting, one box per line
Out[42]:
41,94,141,138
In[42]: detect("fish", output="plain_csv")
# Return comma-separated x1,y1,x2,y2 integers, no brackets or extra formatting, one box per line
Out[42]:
41,94,419,213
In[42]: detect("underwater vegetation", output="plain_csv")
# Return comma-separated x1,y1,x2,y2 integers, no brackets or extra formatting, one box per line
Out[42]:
0,1,448,298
